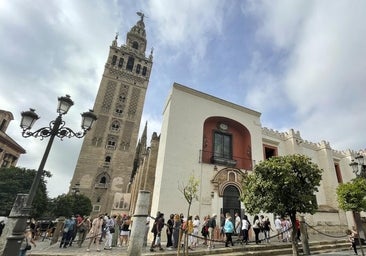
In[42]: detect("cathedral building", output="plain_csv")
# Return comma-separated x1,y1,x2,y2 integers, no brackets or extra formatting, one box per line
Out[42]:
146,83,362,234
69,14,153,215
69,13,363,233
0,110,26,168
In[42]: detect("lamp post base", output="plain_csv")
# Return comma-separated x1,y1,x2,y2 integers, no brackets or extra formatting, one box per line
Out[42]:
0,194,30,256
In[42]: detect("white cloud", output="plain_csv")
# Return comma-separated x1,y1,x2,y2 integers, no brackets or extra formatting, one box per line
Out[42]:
1,0,365,198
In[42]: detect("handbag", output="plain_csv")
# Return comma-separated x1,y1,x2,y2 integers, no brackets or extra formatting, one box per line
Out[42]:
109,227,115,233
25,244,31,250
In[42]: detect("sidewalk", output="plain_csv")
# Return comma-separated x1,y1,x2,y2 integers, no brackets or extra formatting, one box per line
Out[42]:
29,231,350,256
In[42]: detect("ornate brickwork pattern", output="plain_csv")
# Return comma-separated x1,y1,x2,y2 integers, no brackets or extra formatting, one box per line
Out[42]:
128,88,140,118
101,80,117,113
120,121,134,150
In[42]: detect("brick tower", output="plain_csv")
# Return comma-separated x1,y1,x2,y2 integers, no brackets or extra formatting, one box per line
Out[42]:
69,13,153,215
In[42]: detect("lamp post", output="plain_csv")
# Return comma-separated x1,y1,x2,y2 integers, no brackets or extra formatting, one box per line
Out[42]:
350,154,366,178
2,95,97,256
349,153,366,256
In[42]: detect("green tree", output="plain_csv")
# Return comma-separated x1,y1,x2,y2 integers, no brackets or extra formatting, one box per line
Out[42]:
50,193,92,217
0,166,50,218
336,177,366,255
337,178,366,212
178,174,199,256
241,154,322,256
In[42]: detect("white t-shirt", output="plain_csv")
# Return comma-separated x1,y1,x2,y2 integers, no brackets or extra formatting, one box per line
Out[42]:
193,219,200,232
274,218,282,230
241,219,249,230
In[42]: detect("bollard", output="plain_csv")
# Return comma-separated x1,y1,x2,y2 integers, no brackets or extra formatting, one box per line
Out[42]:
127,190,151,256
300,215,310,255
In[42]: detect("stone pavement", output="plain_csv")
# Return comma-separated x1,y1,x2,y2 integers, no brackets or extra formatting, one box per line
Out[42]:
28,231,352,256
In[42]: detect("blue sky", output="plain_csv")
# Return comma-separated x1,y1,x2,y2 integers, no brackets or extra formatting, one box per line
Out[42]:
1,0,365,198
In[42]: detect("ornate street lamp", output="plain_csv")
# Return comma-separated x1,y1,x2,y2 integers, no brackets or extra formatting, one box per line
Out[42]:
2,95,97,256
349,153,366,256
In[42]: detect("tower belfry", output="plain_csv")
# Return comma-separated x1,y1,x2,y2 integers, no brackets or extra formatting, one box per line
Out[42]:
70,13,153,214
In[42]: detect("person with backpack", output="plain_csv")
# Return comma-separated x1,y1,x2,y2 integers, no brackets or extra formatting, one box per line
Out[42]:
150,212,164,252
201,215,209,245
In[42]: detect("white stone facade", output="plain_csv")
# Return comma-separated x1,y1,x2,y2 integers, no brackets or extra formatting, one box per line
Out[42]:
150,82,363,234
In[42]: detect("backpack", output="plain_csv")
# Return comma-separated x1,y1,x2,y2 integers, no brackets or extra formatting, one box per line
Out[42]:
151,221,157,233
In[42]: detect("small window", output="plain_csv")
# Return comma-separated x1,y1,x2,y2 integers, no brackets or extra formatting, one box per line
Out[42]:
263,145,277,159
105,156,111,162
93,205,101,211
111,55,117,65
107,139,116,150
132,41,139,49
100,176,106,184
119,93,126,103
126,57,134,71
136,64,141,74
115,107,123,116
111,121,120,131
118,58,124,68
335,163,343,183
142,66,147,76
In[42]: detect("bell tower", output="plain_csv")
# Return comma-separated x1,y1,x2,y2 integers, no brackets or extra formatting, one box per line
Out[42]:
70,13,153,214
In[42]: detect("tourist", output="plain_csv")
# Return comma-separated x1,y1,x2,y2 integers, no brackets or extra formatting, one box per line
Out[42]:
274,215,282,241
86,215,104,252
241,215,250,245
207,213,217,249
224,212,234,247
252,215,261,244
192,215,200,247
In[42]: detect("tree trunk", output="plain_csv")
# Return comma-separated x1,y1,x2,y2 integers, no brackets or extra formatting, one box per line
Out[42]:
185,203,191,256
290,212,299,256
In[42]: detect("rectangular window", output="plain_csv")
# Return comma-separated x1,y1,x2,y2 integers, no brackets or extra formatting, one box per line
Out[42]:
118,58,124,68
263,145,277,159
335,163,343,183
93,205,101,212
126,57,134,71
213,132,232,159
111,55,117,65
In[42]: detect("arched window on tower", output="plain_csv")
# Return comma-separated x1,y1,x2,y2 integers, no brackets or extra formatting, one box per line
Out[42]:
126,57,134,71
111,120,120,132
119,93,126,103
142,66,147,76
136,64,141,74
105,156,111,163
115,106,123,116
112,55,117,65
106,137,116,150
132,41,139,50
118,58,124,68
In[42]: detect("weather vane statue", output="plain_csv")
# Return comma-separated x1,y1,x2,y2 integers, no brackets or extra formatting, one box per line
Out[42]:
136,11,145,22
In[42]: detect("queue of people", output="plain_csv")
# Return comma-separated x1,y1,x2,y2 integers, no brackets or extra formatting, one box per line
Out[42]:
13,212,362,255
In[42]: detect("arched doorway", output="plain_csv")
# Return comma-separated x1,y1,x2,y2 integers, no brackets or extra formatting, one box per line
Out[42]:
222,185,241,220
